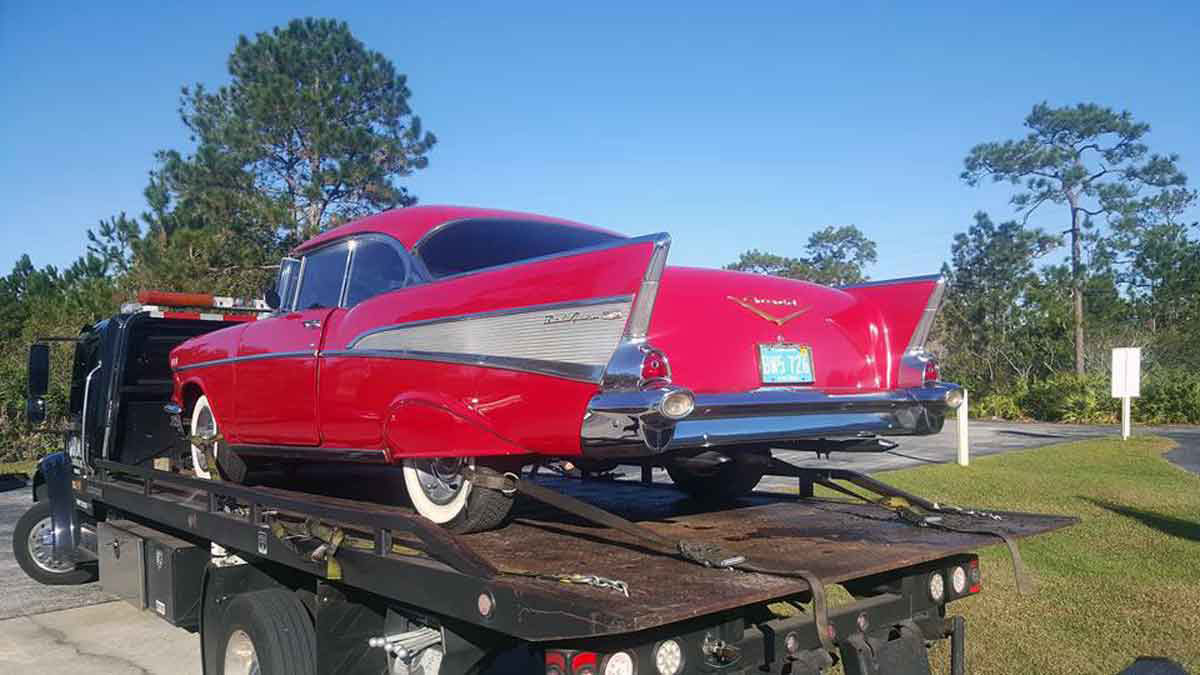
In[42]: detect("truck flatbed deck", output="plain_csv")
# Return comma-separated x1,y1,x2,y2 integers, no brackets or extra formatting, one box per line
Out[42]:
84,458,1072,643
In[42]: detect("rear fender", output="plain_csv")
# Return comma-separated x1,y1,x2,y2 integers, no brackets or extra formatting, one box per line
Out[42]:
383,393,527,460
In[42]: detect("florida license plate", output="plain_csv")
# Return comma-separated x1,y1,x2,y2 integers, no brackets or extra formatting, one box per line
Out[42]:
758,344,815,384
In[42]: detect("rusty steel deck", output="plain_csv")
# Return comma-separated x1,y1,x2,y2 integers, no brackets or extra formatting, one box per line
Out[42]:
456,475,1074,636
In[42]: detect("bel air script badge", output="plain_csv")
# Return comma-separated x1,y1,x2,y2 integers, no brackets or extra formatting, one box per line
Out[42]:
544,310,625,325
727,296,811,326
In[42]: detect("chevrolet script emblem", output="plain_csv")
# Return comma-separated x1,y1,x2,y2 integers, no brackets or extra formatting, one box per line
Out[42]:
727,296,811,326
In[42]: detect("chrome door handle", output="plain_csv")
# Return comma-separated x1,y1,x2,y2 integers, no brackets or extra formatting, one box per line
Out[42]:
302,320,322,329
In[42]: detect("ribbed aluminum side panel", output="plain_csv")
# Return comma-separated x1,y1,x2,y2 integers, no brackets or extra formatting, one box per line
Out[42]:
353,299,633,367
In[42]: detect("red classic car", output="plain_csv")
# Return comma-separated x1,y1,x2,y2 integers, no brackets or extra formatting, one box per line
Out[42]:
170,205,962,532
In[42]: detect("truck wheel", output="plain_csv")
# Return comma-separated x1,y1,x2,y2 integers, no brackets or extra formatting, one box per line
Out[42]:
666,449,768,503
402,458,514,533
216,588,316,675
13,501,96,586
191,395,247,483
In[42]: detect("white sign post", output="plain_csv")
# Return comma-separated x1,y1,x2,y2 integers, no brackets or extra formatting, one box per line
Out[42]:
956,389,969,466
1111,347,1141,440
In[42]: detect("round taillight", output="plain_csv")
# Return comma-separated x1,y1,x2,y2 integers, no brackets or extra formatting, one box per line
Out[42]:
642,352,669,381
602,651,635,675
655,639,684,674
922,359,940,383
928,572,945,602
951,565,968,595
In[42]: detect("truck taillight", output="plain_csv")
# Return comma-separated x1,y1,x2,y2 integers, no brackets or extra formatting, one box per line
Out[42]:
545,650,604,675
922,358,940,384
641,348,671,384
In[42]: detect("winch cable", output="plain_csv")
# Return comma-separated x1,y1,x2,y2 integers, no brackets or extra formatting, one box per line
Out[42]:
768,458,1032,594
465,467,838,655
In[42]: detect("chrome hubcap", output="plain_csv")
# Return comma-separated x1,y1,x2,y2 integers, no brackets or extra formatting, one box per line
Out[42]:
223,629,259,675
27,517,75,574
412,458,468,505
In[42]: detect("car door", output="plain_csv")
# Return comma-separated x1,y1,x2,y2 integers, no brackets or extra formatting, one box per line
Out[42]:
234,242,349,445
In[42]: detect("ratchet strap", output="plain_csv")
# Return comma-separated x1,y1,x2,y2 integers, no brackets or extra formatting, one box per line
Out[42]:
465,467,839,654
778,460,1032,595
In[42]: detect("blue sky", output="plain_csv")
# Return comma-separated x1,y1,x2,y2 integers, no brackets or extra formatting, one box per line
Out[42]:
2,1,1197,280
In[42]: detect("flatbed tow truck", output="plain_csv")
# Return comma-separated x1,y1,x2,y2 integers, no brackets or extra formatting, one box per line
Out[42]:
14,296,1074,675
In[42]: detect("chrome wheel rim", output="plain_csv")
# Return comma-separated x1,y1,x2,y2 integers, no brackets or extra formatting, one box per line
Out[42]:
411,458,469,505
223,629,259,675
27,517,75,574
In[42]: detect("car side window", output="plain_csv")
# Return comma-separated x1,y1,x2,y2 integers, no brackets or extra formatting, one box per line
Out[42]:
345,237,410,306
295,244,349,310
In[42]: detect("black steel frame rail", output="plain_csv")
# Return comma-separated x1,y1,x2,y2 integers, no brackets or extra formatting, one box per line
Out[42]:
87,459,632,640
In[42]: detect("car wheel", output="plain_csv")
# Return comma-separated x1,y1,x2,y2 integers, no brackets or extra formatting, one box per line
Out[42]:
666,449,769,502
191,395,247,483
13,501,97,586
402,458,514,533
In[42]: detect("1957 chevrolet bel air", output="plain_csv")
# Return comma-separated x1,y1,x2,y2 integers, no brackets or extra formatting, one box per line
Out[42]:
170,205,962,532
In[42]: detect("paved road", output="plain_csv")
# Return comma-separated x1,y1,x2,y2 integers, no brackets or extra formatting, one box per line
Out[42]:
1,420,1195,674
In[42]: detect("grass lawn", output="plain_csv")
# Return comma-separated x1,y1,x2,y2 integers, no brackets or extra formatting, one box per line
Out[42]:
872,435,1200,673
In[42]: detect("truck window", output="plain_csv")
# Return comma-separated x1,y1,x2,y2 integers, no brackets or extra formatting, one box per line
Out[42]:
295,244,349,309
415,219,622,279
345,236,410,306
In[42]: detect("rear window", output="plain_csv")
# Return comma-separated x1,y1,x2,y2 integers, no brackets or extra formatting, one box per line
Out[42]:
416,219,622,279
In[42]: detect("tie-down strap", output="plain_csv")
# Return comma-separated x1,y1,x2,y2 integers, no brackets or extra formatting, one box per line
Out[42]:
464,467,839,655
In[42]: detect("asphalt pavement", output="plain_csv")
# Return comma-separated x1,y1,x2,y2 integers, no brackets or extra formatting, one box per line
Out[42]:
0,420,1195,674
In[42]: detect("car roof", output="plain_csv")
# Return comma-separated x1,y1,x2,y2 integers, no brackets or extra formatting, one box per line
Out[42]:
292,205,623,255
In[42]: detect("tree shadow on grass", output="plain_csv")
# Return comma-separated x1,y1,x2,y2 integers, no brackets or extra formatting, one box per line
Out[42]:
1080,497,1200,543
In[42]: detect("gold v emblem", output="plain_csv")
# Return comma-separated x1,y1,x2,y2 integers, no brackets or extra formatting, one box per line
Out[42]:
727,296,812,326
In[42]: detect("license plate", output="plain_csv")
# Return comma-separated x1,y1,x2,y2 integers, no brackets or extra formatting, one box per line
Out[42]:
758,344,814,384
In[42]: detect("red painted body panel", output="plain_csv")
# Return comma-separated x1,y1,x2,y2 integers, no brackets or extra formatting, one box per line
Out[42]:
646,267,892,394
169,205,946,466
234,308,333,445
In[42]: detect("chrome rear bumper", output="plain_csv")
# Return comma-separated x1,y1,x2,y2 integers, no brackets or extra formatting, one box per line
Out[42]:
581,383,963,458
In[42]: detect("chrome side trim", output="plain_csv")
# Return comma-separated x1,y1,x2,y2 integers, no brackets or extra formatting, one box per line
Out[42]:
837,273,943,290
321,349,604,383
173,351,314,372
80,363,102,460
624,234,670,339
348,297,633,370
347,295,634,345
231,444,389,464
904,276,946,353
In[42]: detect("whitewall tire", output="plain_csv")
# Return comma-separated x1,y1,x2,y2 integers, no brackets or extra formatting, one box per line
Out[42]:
402,458,514,533
191,395,217,480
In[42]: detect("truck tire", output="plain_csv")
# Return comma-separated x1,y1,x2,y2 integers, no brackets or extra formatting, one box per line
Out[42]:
666,449,768,503
215,588,316,675
13,501,96,586
402,458,514,533
191,395,247,483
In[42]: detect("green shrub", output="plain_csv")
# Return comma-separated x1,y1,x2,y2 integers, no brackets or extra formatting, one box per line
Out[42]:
1019,373,1118,424
972,391,1025,420
1136,369,1200,424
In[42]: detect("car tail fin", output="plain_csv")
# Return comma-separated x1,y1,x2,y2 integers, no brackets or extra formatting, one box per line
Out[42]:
840,275,946,383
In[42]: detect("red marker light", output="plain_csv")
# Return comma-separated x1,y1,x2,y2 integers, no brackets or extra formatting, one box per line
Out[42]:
922,359,940,383
641,350,670,382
